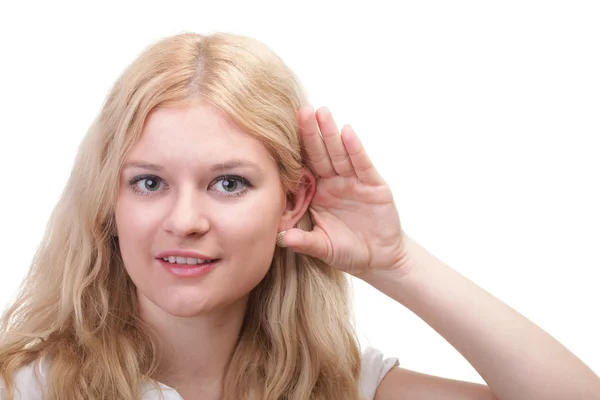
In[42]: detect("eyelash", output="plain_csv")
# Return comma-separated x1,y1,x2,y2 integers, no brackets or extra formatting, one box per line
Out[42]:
127,174,253,198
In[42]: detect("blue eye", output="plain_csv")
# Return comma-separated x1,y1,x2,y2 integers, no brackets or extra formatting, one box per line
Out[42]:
127,174,252,198
211,175,252,197
128,175,164,195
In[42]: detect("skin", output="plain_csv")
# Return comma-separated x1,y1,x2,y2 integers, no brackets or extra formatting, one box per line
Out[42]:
285,106,600,400
114,99,314,398
115,99,600,399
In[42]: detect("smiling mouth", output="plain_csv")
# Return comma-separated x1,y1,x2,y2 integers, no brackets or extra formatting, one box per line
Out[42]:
157,257,220,278
159,256,219,265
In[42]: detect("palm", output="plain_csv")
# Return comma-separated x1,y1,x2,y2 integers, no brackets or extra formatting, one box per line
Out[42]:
285,107,407,277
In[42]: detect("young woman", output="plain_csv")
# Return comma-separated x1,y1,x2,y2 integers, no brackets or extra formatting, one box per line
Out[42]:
0,32,598,400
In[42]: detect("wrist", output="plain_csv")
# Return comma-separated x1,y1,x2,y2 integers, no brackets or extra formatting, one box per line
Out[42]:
356,236,447,308
356,235,424,284
355,261,415,285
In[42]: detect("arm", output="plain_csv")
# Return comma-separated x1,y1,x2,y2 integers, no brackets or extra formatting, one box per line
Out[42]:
290,106,599,399
361,235,600,400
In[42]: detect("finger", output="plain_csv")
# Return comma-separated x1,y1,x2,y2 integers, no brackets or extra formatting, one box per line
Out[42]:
281,228,330,261
341,125,385,186
316,107,355,177
298,106,336,178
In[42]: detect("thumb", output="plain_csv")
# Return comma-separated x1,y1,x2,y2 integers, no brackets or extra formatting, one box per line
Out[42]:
281,228,329,261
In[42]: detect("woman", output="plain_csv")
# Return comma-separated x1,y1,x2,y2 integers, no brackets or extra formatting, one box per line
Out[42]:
0,32,598,400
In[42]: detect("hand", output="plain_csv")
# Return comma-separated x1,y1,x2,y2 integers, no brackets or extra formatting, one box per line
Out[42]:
282,106,409,277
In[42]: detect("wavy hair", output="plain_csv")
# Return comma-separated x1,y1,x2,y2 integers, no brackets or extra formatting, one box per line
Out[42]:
0,32,362,399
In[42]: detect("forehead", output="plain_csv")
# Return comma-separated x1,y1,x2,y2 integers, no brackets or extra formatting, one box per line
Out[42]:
127,102,274,167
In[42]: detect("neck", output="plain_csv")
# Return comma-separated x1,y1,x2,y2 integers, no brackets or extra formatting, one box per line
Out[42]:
138,294,248,396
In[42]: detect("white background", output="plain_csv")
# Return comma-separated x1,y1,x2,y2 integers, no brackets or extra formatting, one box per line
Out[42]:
0,0,598,385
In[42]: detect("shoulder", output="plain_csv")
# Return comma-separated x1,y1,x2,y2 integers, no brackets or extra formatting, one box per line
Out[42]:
359,346,399,400
0,359,48,399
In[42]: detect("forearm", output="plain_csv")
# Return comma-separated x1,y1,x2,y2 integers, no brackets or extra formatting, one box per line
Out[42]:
361,235,600,400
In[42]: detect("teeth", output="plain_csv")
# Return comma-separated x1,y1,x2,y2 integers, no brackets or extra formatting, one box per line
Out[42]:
162,257,212,265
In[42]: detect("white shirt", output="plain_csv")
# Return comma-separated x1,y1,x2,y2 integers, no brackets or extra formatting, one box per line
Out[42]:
1,347,398,400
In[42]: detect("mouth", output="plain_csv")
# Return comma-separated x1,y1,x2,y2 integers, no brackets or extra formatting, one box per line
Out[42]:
157,257,220,278
160,256,218,265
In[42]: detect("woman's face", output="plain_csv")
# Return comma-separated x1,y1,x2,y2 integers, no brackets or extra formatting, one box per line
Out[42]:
115,100,293,318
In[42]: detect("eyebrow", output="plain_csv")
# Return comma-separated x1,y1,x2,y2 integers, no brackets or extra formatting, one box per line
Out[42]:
123,159,262,173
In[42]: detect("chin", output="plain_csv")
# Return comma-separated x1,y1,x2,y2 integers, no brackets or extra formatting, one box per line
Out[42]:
163,306,212,318
158,295,218,318
152,290,247,319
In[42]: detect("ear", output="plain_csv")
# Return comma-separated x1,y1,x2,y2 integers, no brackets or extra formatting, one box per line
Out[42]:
279,168,317,231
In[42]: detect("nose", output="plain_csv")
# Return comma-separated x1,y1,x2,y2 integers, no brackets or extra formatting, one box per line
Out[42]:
162,186,210,238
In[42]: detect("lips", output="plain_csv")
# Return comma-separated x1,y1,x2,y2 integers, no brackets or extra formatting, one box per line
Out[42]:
158,258,219,278
159,255,217,265
156,250,220,278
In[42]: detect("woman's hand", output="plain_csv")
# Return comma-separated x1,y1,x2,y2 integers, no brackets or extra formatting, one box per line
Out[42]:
282,106,409,278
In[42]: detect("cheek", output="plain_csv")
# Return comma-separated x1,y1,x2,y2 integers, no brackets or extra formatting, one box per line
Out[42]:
217,194,282,241
213,207,279,297
212,193,283,264
115,195,161,236
114,196,163,270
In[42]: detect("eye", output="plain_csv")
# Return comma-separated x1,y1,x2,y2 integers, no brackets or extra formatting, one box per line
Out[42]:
128,175,165,195
211,175,252,197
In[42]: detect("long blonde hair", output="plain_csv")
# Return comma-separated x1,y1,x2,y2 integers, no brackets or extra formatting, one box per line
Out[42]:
0,32,362,399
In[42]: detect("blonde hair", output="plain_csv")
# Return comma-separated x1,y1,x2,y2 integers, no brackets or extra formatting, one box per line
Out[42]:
0,32,362,399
